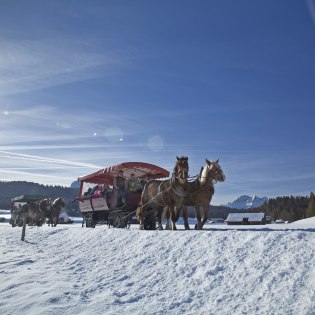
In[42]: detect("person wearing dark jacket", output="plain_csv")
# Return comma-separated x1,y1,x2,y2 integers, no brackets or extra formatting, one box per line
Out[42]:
113,170,127,206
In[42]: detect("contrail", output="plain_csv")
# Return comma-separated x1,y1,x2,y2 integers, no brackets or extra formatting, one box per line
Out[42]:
0,150,101,169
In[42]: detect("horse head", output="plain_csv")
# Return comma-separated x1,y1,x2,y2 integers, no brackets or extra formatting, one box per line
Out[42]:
53,197,66,209
174,156,189,182
200,158,225,184
39,198,50,210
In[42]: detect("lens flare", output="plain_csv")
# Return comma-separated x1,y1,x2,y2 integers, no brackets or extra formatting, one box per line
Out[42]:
148,136,164,152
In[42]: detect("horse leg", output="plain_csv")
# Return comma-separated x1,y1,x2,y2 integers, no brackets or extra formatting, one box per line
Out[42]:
54,211,60,227
201,203,209,227
28,210,33,226
136,206,144,230
182,206,190,230
54,217,57,227
156,207,164,230
165,207,172,230
195,206,202,230
170,205,177,231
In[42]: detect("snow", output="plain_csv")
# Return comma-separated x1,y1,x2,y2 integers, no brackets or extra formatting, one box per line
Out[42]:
0,217,315,315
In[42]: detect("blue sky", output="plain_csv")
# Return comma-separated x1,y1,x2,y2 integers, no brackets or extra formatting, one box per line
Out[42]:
1,0,315,205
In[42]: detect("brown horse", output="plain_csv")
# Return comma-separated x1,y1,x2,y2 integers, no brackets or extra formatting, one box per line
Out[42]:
28,202,46,226
136,156,189,230
39,197,66,227
181,159,225,230
11,202,45,227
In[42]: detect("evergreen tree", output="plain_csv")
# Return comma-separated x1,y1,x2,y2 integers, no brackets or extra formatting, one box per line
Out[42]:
306,192,315,218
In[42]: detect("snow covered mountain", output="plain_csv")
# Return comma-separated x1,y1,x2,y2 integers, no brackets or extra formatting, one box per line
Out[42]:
226,195,268,209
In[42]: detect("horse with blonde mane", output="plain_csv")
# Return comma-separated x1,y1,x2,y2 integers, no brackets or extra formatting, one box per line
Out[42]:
163,159,225,230
182,159,225,229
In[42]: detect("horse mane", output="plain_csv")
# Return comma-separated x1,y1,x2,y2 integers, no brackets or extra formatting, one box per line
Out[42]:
199,166,204,178
52,197,64,207
200,165,209,184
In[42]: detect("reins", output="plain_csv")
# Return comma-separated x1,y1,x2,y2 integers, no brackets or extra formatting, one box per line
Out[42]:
138,174,188,214
121,179,172,221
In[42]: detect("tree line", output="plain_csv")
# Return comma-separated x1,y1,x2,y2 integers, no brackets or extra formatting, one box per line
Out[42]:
251,193,315,222
0,181,80,216
187,193,315,222
1,181,314,221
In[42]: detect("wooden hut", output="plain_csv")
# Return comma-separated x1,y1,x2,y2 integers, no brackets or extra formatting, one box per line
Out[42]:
225,212,266,225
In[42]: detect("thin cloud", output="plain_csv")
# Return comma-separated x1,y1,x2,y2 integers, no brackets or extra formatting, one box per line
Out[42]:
0,150,102,186
0,105,148,147
0,168,76,185
0,38,122,96
306,0,315,26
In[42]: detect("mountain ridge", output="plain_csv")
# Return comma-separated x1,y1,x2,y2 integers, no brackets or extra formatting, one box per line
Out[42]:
226,195,268,209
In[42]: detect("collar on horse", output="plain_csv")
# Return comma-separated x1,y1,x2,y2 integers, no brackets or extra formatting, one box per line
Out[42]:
170,173,187,197
153,175,187,207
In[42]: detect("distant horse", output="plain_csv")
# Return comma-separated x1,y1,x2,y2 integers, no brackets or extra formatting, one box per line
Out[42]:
39,197,66,227
28,202,46,226
10,204,28,227
11,202,45,241
182,159,225,230
136,156,189,230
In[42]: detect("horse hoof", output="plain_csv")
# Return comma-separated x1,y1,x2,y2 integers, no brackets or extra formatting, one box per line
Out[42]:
158,225,164,231
139,224,144,230
184,225,191,230
195,223,203,230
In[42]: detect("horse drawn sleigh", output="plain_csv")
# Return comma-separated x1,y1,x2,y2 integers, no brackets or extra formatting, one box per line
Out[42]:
75,162,169,229
10,195,49,228
10,195,66,240
76,157,225,231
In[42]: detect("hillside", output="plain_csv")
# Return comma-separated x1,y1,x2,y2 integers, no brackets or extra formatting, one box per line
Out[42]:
0,181,79,215
0,220,314,315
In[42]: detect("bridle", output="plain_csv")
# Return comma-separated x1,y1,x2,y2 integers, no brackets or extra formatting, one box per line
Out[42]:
200,163,224,184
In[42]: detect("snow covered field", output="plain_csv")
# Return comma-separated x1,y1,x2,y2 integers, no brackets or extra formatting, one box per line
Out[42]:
0,216,314,315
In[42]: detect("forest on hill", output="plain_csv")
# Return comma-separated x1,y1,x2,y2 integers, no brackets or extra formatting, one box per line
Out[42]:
252,193,315,222
189,193,315,222
0,181,80,215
